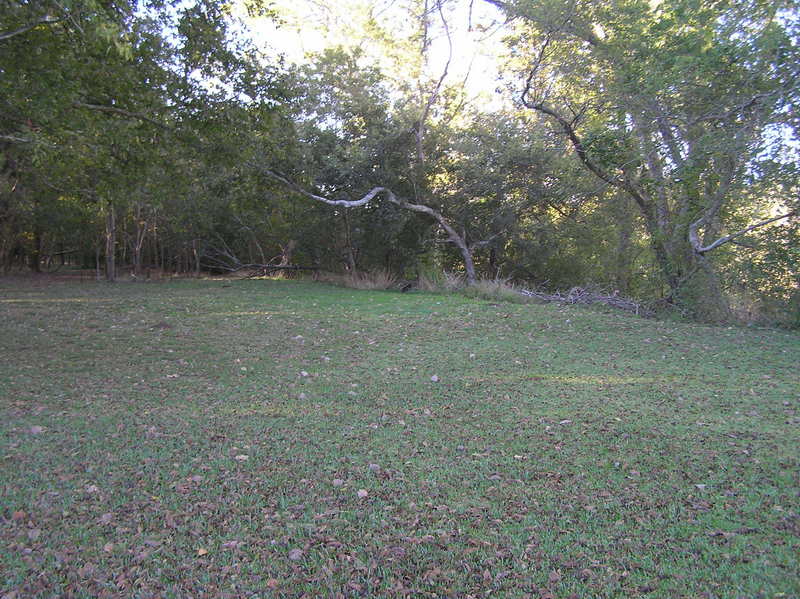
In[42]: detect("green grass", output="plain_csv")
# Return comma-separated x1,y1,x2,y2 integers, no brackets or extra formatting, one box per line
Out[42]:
1,277,798,598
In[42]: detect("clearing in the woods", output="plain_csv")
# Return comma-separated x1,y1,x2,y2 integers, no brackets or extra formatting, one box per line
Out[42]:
1,278,798,598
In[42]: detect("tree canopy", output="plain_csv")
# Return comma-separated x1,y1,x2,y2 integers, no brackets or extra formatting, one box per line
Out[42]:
1,0,798,324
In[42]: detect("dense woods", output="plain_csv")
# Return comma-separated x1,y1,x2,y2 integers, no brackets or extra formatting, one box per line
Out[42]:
2,0,798,324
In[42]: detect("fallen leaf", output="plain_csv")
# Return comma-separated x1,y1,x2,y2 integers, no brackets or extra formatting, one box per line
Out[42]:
197,547,208,556
356,489,369,498
103,542,114,553
266,579,280,589
222,540,243,549
78,562,95,578
288,548,303,561
708,530,736,538
11,510,25,521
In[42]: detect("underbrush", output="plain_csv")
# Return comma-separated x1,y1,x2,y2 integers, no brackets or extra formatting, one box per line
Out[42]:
729,290,800,330
461,277,533,304
315,269,399,290
312,268,799,326
416,270,464,292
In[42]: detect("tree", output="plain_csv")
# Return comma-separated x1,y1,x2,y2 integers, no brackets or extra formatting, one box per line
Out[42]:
260,5,492,284
491,0,798,320
1,0,294,278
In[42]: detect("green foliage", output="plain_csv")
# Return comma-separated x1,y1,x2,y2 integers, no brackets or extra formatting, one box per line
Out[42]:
500,0,799,321
0,0,797,323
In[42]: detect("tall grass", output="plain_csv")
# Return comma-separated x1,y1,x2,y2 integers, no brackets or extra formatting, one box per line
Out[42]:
315,269,399,290
417,270,464,292
462,277,531,303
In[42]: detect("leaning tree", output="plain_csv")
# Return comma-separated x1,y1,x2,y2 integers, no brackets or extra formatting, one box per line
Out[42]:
490,0,798,320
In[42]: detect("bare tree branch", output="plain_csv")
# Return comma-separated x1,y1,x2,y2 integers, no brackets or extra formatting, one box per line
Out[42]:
0,16,63,42
691,211,796,255
525,98,657,214
259,167,479,283
259,169,390,207
0,135,33,144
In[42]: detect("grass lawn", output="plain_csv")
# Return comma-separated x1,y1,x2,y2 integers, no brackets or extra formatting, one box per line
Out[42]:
1,277,798,598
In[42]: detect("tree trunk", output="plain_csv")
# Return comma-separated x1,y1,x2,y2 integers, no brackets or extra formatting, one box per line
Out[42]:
95,243,101,281
652,230,731,321
193,239,201,277
669,247,731,323
343,211,357,274
132,203,147,278
489,247,499,280
612,193,634,295
456,238,477,285
104,200,116,282
29,228,42,272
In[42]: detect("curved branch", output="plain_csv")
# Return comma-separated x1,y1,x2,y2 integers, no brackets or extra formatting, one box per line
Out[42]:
526,99,652,214
260,168,478,284
527,101,616,188
260,169,390,207
691,211,796,255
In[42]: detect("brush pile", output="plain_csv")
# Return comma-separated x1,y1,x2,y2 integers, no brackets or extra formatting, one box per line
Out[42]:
518,286,653,317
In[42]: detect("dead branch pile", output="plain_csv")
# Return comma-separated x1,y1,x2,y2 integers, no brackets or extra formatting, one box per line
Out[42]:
201,241,316,278
517,286,653,317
